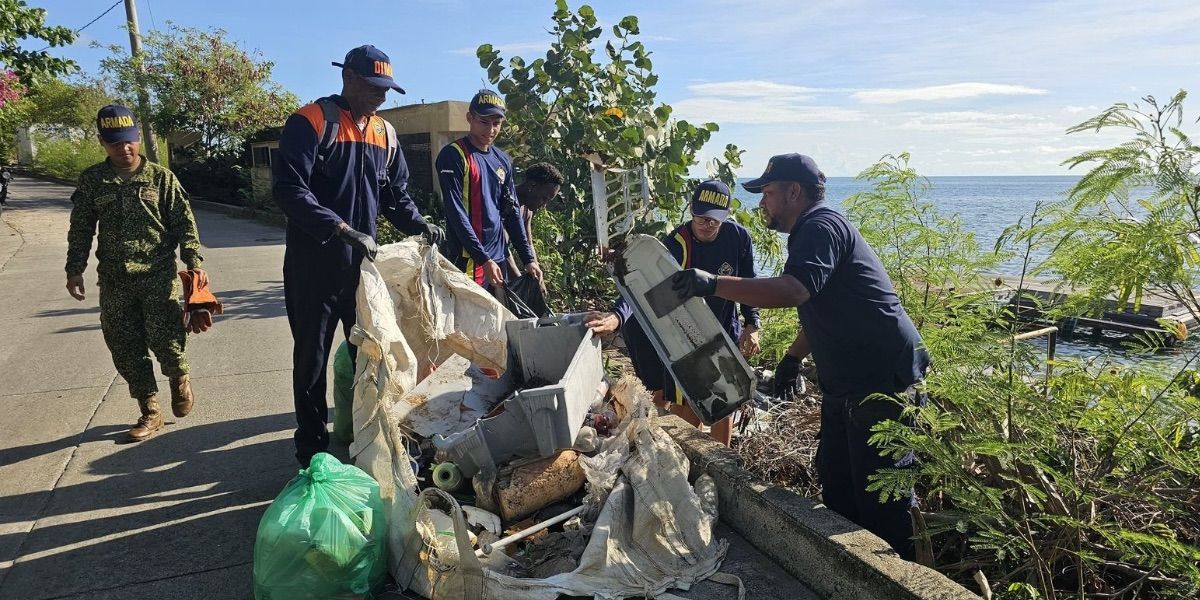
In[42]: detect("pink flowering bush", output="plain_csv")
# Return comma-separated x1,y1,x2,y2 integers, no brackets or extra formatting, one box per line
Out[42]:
0,70,25,108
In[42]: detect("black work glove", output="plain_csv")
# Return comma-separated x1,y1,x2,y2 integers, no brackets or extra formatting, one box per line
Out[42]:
421,222,445,246
670,268,718,300
338,226,378,261
774,354,802,402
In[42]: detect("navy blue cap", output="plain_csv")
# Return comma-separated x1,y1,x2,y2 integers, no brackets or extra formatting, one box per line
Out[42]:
469,89,506,117
743,153,825,193
332,45,405,93
96,104,140,144
691,180,733,222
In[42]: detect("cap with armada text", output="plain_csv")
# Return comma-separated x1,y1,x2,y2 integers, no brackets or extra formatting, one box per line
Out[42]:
332,44,405,93
742,153,825,193
95,104,140,144
690,180,733,222
469,89,506,117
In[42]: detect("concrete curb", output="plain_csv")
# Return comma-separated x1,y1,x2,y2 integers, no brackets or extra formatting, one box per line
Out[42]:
657,416,980,600
18,171,288,230
188,198,287,229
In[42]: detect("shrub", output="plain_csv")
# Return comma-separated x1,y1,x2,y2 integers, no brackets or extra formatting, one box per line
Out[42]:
31,134,105,181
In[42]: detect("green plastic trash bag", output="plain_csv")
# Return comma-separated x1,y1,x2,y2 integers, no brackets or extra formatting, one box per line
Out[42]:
253,453,386,600
333,340,354,445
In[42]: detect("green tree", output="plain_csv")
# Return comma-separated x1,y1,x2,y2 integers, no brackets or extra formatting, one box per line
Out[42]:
840,146,1200,598
99,23,298,160
0,76,111,163
22,77,111,133
1034,91,1200,339
843,152,1003,329
476,1,779,309
0,0,77,85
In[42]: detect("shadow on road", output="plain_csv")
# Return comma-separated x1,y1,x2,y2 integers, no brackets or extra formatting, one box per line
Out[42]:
0,412,317,600
192,210,285,250
218,282,287,320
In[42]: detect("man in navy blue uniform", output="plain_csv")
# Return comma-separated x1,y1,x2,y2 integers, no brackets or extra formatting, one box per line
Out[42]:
437,90,542,291
273,45,443,466
670,154,930,560
585,180,761,446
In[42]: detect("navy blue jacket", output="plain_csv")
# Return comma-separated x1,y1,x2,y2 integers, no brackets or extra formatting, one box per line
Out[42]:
784,204,930,397
437,138,535,269
273,95,427,269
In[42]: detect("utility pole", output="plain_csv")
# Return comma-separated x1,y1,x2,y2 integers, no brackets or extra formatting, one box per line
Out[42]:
123,0,159,162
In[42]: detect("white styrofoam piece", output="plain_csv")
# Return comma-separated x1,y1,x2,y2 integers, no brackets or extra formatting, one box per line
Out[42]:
614,234,755,424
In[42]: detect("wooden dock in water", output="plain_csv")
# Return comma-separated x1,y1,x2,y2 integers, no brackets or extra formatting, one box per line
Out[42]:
985,275,1197,345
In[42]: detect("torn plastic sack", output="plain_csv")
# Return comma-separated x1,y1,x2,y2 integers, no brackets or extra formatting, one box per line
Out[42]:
252,453,387,600
344,240,519,598
354,239,513,379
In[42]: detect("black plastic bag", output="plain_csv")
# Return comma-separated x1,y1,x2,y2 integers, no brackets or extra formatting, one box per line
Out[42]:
504,273,550,318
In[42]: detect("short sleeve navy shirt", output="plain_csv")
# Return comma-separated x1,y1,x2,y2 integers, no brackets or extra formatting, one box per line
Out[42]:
783,205,930,398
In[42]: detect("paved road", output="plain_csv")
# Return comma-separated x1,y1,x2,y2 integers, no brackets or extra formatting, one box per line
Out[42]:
0,175,301,599
0,175,814,600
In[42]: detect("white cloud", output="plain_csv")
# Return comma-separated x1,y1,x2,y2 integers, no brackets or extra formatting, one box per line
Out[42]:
674,79,865,124
896,110,1060,138
673,97,866,124
1031,144,1096,154
852,83,1048,104
686,80,839,97
451,42,546,56
1063,105,1099,114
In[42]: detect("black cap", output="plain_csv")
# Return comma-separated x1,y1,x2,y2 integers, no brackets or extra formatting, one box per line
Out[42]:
332,45,405,93
690,180,732,222
96,104,140,144
743,153,825,193
469,89,506,117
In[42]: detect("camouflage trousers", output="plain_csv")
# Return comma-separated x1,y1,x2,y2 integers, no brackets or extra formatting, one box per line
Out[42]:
98,273,188,399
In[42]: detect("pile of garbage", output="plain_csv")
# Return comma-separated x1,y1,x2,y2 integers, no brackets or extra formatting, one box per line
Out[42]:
337,240,734,599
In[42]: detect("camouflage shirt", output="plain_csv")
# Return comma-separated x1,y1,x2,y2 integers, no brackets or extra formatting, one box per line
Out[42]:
66,157,203,279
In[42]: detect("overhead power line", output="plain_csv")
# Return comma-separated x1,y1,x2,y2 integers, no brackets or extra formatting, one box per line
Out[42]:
77,0,124,35
34,0,123,52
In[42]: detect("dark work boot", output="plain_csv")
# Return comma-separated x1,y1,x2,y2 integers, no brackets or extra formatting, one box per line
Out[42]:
170,374,193,418
129,395,164,442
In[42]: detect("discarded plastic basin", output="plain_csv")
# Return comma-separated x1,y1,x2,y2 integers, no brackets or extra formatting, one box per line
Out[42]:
432,315,604,479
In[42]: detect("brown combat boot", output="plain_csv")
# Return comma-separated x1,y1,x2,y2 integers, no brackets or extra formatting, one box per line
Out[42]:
128,395,164,442
170,374,193,418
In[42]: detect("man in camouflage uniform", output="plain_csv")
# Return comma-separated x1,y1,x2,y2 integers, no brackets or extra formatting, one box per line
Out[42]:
65,105,204,442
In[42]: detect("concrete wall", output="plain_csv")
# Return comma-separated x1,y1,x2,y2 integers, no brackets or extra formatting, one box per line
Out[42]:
248,141,280,208
378,101,469,198
15,127,34,166
379,100,469,137
14,124,89,166
658,416,981,600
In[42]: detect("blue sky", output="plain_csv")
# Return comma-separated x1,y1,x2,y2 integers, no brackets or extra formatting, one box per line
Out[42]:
27,0,1200,176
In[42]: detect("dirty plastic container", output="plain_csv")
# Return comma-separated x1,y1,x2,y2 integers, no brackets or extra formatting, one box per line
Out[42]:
433,315,604,479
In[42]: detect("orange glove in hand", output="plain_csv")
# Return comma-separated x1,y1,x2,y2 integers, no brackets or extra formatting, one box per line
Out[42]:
182,309,214,334
178,269,222,334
